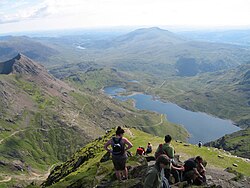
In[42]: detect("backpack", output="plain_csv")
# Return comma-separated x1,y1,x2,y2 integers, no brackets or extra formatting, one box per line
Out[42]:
112,137,124,155
154,144,166,159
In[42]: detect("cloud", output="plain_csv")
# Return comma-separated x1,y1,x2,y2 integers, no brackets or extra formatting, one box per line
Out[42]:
0,1,50,24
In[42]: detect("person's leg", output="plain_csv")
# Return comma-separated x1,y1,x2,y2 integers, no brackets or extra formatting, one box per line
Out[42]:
171,168,180,183
115,170,122,181
124,167,128,179
183,170,195,185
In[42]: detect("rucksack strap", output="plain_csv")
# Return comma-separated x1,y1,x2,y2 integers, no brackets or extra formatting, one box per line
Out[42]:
112,137,122,144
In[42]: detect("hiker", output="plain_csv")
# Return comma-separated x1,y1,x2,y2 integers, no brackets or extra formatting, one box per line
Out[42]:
145,142,152,155
183,156,206,185
198,141,202,148
144,154,171,188
155,135,181,184
104,126,133,181
136,146,145,156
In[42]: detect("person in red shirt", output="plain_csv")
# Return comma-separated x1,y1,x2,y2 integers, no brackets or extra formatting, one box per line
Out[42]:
136,146,145,155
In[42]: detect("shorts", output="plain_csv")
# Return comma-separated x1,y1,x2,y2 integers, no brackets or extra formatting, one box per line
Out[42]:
112,155,127,171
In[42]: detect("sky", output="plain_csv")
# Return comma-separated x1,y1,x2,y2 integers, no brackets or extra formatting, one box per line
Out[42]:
0,0,250,34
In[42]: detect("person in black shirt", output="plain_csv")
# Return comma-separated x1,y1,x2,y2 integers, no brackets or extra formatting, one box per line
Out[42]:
183,156,206,185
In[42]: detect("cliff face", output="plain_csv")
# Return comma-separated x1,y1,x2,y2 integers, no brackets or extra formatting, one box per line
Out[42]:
0,53,42,75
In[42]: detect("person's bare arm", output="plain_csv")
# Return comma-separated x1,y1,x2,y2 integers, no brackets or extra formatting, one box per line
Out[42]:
104,139,112,153
123,137,133,151
200,163,206,173
171,164,184,171
194,168,203,178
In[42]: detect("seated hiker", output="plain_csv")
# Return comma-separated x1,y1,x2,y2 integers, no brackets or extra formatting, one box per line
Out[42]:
144,154,171,188
145,142,152,155
104,126,133,181
183,156,206,185
155,135,181,184
136,146,145,156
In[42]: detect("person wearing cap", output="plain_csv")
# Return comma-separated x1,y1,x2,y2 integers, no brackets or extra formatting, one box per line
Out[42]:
144,154,170,188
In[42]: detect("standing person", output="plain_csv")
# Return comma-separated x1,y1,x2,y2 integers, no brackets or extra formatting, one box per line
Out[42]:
144,154,171,188
198,141,202,148
183,156,206,185
104,126,133,181
145,142,152,155
155,135,181,183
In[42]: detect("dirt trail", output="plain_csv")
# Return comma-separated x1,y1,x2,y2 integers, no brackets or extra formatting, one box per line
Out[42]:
0,130,26,144
0,163,57,184
136,114,163,128
0,176,11,183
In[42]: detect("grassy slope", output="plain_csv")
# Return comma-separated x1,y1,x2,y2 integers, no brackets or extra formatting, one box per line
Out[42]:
146,65,250,128
205,128,250,158
41,128,250,188
0,71,188,187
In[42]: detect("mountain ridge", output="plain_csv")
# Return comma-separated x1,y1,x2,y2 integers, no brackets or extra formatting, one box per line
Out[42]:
0,53,44,75
0,55,188,187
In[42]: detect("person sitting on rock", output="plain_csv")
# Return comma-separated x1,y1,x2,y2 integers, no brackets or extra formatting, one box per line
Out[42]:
155,135,181,184
144,154,171,188
145,142,152,155
104,126,133,181
136,146,145,156
183,156,206,185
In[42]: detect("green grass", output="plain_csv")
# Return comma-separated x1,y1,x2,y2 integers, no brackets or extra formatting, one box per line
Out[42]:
43,127,250,188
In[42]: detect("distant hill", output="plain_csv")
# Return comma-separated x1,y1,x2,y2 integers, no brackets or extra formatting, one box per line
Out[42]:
110,27,185,46
88,27,250,77
1,28,250,76
0,36,58,63
178,29,250,46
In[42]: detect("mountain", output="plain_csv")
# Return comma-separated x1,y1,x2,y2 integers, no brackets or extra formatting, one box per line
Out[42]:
0,54,188,186
205,128,250,159
87,27,250,77
0,53,47,75
110,27,185,46
148,64,250,128
0,36,58,63
40,128,250,188
178,29,250,46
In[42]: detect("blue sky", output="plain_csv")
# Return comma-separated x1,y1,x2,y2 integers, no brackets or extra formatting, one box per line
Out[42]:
0,0,250,34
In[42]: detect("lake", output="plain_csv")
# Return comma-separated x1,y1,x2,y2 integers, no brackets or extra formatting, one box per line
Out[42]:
104,86,241,144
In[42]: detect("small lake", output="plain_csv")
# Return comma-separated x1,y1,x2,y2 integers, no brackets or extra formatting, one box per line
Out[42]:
104,86,241,144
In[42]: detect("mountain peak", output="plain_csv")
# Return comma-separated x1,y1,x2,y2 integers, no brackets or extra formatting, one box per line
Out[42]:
0,53,44,75
112,27,185,45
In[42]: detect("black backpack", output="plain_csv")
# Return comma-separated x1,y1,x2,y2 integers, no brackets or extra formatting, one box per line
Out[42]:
112,137,124,155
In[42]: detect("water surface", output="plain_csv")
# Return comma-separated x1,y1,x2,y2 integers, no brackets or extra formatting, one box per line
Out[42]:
104,86,241,144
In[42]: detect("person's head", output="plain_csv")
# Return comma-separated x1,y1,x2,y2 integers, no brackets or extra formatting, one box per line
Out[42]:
195,156,203,163
148,142,151,145
164,135,172,143
155,154,170,170
116,126,125,136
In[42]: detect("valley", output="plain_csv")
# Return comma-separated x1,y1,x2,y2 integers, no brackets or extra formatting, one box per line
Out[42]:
0,27,250,187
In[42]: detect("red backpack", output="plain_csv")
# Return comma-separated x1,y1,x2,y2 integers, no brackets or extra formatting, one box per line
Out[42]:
154,144,167,159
